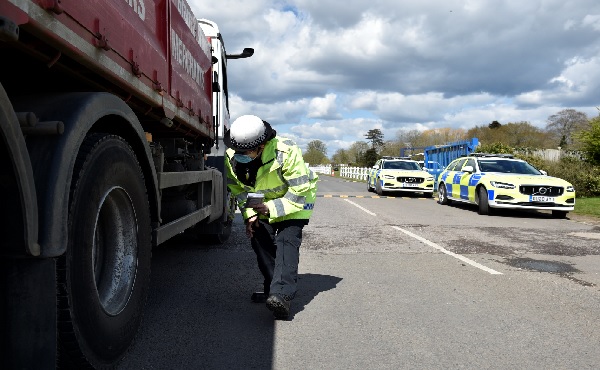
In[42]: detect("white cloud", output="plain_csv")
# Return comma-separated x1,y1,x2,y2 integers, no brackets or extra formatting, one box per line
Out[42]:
307,94,341,119
582,14,600,30
189,0,600,156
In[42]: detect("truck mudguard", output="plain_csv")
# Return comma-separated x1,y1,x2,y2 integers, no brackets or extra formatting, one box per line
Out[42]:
0,84,39,257
10,92,160,258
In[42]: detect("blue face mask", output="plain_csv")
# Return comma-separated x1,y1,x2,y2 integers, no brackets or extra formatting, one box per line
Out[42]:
234,153,254,163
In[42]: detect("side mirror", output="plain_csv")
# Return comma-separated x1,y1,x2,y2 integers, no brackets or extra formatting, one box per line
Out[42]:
540,170,547,175
226,48,255,59
462,165,474,173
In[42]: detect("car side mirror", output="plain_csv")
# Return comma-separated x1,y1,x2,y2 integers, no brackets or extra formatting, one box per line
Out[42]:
540,170,547,175
462,165,474,173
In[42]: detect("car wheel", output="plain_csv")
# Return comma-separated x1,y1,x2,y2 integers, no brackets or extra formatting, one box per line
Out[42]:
477,186,494,215
438,183,451,205
375,178,384,196
552,210,568,219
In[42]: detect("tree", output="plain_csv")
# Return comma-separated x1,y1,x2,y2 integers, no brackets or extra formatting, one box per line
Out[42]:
363,148,379,167
475,142,514,154
306,140,327,155
347,141,369,166
466,124,510,146
365,129,384,150
396,128,467,149
576,116,600,165
545,109,590,149
331,148,352,165
380,140,404,157
303,140,328,165
396,129,424,148
502,121,550,148
468,121,552,149
488,120,502,129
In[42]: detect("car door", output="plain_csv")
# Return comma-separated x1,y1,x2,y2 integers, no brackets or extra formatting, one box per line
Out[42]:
457,158,478,202
447,158,467,198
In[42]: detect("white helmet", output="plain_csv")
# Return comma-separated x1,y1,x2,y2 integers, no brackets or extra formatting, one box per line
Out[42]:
224,115,275,151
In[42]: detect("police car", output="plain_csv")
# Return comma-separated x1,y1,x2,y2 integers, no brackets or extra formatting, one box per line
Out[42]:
437,153,575,218
367,157,435,197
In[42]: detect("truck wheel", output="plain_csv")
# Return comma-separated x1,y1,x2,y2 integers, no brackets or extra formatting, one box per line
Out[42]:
199,191,234,244
204,219,232,244
58,134,151,368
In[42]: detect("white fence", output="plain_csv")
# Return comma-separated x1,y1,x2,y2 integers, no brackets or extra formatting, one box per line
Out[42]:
308,165,370,180
340,166,370,181
515,148,585,162
309,165,332,175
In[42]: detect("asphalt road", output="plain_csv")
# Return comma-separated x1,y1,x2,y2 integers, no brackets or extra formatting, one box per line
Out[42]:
118,174,600,370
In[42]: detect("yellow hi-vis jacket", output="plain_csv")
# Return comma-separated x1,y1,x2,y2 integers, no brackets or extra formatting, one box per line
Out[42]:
225,137,318,222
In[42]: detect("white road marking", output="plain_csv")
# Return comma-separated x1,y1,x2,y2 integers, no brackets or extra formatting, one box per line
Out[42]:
344,199,377,216
391,226,503,275
343,197,502,275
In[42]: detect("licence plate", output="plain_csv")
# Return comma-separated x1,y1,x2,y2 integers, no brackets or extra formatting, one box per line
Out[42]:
531,195,554,202
403,183,419,188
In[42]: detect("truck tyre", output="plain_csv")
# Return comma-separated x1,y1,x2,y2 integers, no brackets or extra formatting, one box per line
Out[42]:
198,191,234,244
58,133,151,368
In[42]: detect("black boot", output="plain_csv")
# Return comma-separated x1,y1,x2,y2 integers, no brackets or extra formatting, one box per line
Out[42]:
266,294,291,319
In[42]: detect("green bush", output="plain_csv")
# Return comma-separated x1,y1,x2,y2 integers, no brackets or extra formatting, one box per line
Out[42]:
516,155,600,197
475,142,514,154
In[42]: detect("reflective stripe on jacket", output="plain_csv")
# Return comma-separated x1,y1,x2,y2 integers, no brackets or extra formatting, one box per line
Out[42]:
225,136,318,222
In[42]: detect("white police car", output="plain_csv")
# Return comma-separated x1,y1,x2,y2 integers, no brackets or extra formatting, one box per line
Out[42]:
437,153,575,218
367,157,435,197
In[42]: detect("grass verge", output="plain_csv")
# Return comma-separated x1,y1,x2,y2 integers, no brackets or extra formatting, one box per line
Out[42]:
573,197,600,218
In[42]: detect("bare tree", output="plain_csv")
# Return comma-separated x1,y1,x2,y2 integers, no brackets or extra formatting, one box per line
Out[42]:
546,109,590,148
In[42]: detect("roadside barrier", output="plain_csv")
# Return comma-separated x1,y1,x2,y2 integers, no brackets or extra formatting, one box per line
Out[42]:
340,167,369,181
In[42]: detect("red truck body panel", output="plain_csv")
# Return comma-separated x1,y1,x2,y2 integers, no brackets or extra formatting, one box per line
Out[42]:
1,0,213,138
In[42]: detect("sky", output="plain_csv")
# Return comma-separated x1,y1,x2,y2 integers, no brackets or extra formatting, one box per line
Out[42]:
189,0,600,156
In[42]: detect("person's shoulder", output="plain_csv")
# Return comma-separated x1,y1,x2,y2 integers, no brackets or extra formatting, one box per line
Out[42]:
272,136,299,151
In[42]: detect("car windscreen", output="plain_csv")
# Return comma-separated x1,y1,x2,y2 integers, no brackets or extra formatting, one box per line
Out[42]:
384,161,421,170
478,159,541,174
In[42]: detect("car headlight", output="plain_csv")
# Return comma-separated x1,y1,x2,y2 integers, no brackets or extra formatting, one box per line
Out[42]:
382,174,395,179
489,181,515,189
566,185,575,192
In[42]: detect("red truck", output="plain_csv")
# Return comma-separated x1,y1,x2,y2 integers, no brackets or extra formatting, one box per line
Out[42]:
0,0,252,367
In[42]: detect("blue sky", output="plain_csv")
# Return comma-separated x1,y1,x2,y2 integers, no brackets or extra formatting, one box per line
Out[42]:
190,0,600,156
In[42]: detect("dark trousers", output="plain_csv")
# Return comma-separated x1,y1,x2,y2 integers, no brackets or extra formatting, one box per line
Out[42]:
250,219,306,299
